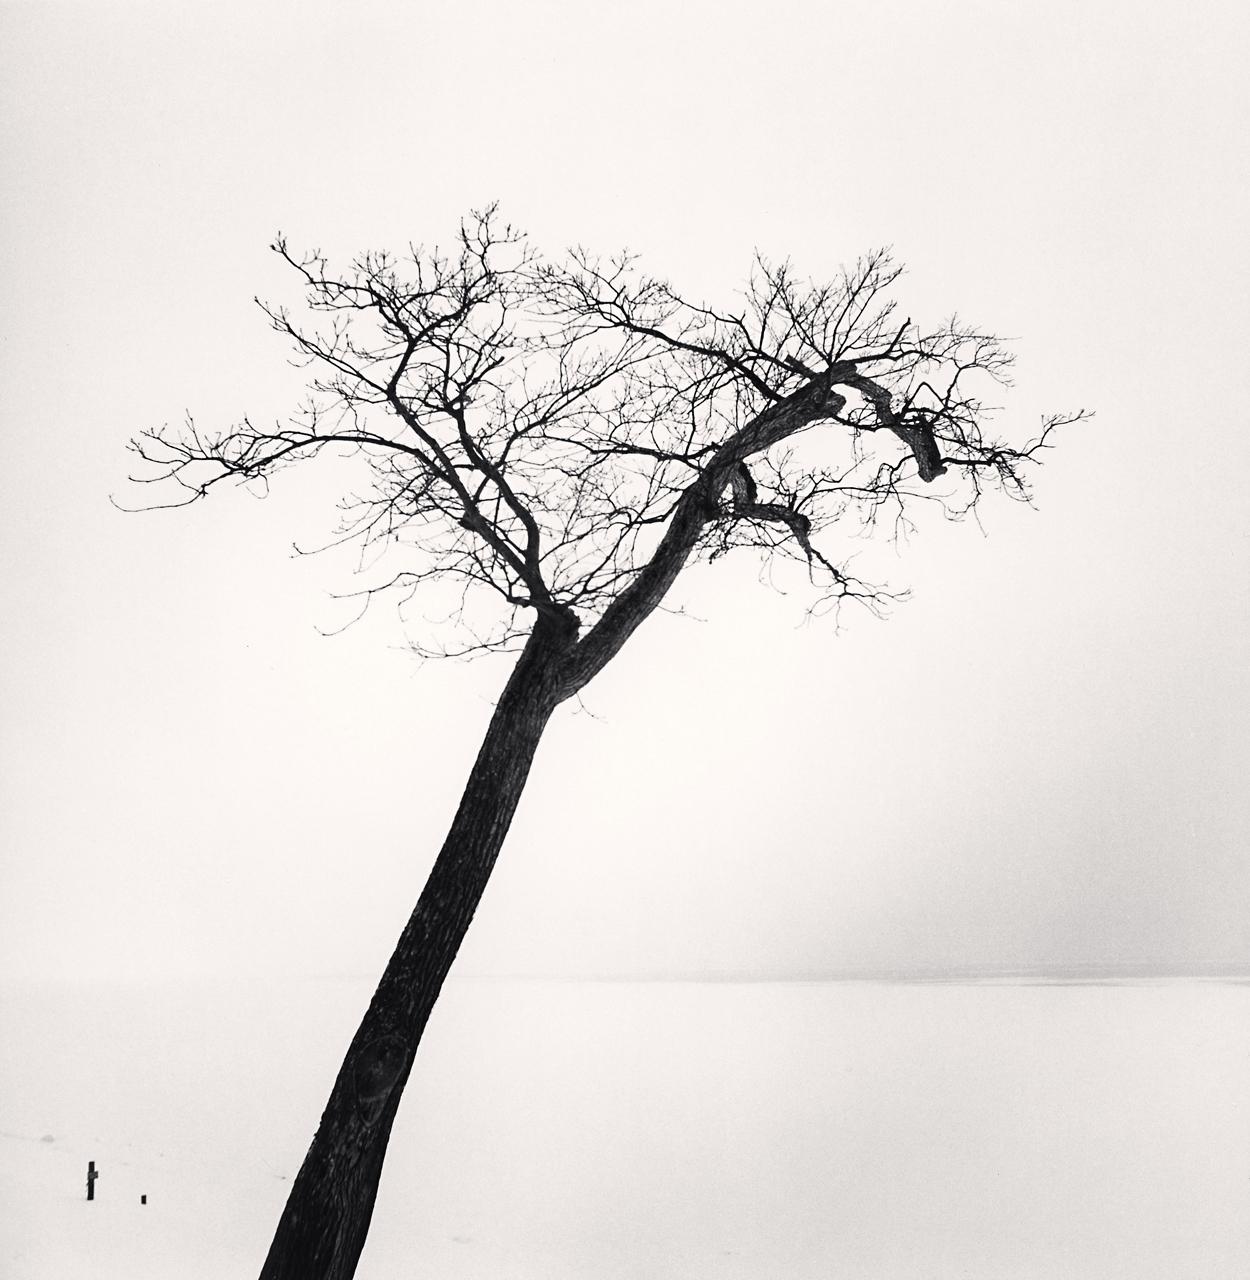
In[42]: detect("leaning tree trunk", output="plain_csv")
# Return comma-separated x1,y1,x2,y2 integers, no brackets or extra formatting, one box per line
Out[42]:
259,617,574,1280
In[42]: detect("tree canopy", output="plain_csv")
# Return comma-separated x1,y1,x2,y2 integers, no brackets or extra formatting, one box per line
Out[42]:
132,207,1081,679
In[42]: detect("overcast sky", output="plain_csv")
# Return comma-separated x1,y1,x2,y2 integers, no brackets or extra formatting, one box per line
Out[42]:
2,0,1247,984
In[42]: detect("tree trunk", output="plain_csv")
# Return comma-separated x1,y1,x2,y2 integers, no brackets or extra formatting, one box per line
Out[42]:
258,616,574,1280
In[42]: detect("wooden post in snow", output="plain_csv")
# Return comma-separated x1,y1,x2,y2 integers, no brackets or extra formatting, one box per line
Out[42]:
86,1160,99,1201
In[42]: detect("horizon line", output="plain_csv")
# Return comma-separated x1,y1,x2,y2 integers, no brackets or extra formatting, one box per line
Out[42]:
6,961,1249,987
453,961,1250,985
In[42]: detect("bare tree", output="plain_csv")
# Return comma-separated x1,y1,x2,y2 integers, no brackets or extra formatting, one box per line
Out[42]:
130,207,1084,1280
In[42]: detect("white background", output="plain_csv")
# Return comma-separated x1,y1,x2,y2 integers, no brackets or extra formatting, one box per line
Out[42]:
2,0,1247,983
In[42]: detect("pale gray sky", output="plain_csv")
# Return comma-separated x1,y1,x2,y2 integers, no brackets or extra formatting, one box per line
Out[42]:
2,0,1247,982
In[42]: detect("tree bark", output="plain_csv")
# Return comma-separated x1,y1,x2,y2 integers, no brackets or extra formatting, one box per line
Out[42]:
258,613,576,1280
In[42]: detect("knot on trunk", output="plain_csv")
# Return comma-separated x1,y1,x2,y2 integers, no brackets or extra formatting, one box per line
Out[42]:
352,1035,408,1126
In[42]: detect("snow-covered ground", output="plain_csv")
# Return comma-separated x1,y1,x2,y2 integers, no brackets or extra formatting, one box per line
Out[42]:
2,977,1247,1278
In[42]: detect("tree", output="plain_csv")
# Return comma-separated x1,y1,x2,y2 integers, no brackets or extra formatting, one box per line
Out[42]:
130,208,1083,1279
